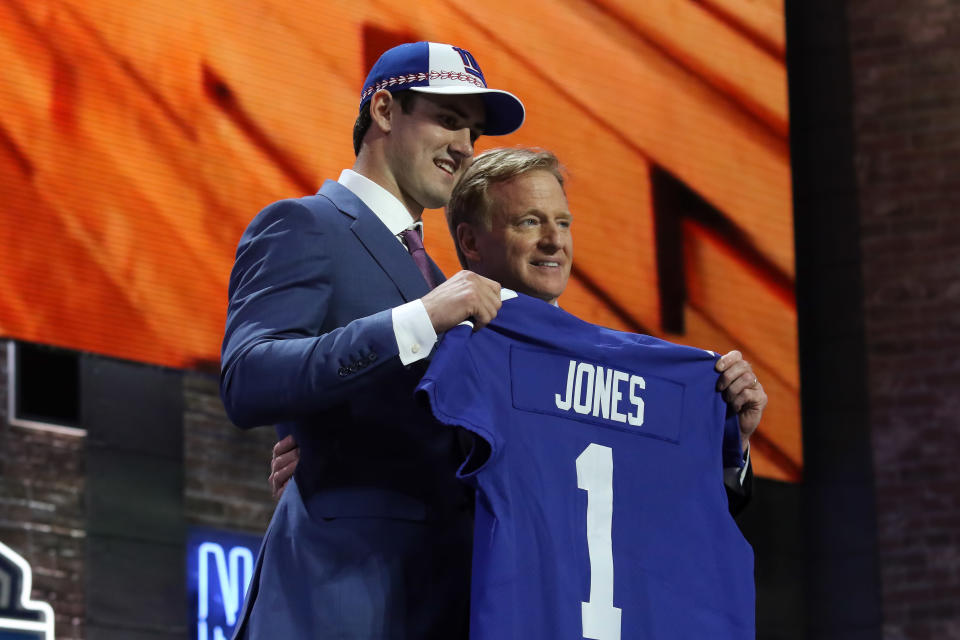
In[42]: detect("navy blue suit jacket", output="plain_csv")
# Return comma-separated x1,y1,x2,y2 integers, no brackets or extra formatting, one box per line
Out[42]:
221,180,472,639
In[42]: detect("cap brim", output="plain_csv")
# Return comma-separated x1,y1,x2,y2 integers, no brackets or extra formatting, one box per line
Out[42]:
409,86,525,136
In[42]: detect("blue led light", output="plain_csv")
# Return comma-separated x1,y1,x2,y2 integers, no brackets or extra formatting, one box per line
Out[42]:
187,528,260,640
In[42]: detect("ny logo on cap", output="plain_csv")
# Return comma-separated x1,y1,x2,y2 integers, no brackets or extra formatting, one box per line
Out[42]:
452,47,484,81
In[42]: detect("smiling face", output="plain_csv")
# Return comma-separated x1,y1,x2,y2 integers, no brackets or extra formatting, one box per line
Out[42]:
465,169,573,304
382,92,486,215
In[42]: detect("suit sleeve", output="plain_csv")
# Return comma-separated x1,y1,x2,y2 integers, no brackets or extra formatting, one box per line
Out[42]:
723,403,752,515
220,199,401,428
725,458,753,516
709,353,752,515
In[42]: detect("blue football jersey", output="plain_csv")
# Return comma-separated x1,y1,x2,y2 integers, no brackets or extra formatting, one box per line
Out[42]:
417,293,754,639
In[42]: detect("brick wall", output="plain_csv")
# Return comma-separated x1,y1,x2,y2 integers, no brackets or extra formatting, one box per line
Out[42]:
0,340,85,639
847,1,960,638
183,371,276,533
0,342,277,639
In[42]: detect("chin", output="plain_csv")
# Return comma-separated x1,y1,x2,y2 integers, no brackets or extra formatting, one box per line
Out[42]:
531,281,563,301
526,288,561,303
423,190,452,210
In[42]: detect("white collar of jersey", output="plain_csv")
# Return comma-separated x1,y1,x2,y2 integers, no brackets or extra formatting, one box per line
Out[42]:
338,169,417,237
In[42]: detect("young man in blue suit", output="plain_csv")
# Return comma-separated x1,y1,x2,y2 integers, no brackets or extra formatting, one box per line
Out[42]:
220,42,525,638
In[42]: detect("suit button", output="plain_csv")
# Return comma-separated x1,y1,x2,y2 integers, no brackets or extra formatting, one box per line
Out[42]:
368,353,377,362
411,343,421,354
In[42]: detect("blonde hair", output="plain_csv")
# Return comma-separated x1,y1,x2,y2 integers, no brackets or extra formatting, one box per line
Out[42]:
446,147,565,267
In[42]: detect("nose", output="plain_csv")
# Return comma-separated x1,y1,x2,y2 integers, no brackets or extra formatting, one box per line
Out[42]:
538,222,562,252
448,127,474,160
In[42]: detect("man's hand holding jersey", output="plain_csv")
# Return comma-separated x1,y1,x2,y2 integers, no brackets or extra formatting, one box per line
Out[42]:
715,350,768,454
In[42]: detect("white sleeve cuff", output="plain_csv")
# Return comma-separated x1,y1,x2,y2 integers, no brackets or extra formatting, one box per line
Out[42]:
392,300,438,365
739,442,751,485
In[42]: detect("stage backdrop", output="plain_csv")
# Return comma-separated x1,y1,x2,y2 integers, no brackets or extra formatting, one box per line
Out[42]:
0,0,798,481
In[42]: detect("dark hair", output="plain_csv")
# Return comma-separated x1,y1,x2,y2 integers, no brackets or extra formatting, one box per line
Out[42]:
352,90,418,156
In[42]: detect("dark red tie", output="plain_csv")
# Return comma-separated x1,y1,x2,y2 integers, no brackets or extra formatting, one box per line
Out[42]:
400,228,437,289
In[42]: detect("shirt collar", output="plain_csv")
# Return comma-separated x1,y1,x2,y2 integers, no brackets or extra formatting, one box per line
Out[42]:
338,169,419,237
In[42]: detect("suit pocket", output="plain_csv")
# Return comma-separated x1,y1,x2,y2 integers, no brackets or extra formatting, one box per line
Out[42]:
300,486,429,522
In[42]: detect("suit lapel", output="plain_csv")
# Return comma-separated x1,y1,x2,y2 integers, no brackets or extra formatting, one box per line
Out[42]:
318,180,433,301
426,254,446,286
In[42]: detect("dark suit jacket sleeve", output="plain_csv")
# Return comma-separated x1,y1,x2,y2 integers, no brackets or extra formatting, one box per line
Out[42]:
722,404,752,515
725,459,753,516
220,199,402,428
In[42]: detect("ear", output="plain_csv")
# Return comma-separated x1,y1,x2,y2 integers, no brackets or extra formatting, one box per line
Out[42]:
369,89,395,134
456,222,484,265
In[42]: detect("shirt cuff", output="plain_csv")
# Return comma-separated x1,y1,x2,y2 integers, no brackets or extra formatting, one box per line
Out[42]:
738,442,751,485
392,300,438,365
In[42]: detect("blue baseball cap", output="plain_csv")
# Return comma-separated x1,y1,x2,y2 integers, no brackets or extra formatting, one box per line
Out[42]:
359,41,525,136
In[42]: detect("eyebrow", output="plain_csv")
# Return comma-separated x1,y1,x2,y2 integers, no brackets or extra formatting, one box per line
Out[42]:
514,209,574,219
441,103,486,134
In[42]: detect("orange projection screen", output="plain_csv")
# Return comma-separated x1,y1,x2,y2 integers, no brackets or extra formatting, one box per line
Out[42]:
0,0,798,481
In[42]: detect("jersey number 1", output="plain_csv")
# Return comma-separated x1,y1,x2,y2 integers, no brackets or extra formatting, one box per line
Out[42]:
576,443,622,640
